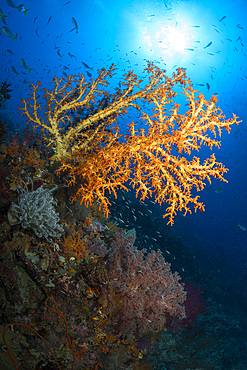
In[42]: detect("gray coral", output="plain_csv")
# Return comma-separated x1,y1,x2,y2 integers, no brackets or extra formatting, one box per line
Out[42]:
8,180,64,242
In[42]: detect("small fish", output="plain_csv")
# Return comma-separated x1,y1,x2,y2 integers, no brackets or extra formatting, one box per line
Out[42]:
64,1,71,5
6,0,16,8
204,41,212,49
206,82,210,91
236,24,243,29
71,17,78,33
81,61,93,70
35,27,39,37
7,49,14,54
16,4,30,15
219,16,226,22
196,83,205,86
86,71,92,77
0,8,8,24
46,16,52,26
238,224,246,231
34,15,38,24
11,65,18,74
214,186,223,193
68,51,76,58
20,58,33,73
1,25,17,41
192,25,200,28
185,48,194,51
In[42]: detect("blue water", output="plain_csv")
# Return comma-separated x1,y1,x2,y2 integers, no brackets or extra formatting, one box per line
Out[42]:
1,0,247,367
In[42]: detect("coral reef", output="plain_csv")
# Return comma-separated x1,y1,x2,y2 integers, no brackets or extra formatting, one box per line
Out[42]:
1,213,186,368
1,181,246,368
0,62,244,369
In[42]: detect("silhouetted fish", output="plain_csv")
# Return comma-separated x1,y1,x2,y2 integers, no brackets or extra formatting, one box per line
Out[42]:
6,0,16,8
71,17,78,33
46,16,52,26
81,61,93,70
11,66,18,74
204,41,212,49
219,16,226,22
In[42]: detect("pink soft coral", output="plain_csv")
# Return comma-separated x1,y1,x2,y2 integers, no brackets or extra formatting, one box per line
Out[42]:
99,231,186,337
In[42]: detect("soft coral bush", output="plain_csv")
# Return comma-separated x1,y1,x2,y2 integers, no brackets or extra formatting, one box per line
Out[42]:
98,230,186,337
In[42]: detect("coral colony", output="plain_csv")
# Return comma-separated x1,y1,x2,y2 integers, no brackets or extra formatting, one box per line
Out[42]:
20,62,238,224
0,63,239,368
8,179,64,242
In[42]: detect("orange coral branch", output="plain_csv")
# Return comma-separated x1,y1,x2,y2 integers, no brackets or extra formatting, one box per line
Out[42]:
21,62,240,224
20,63,186,160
